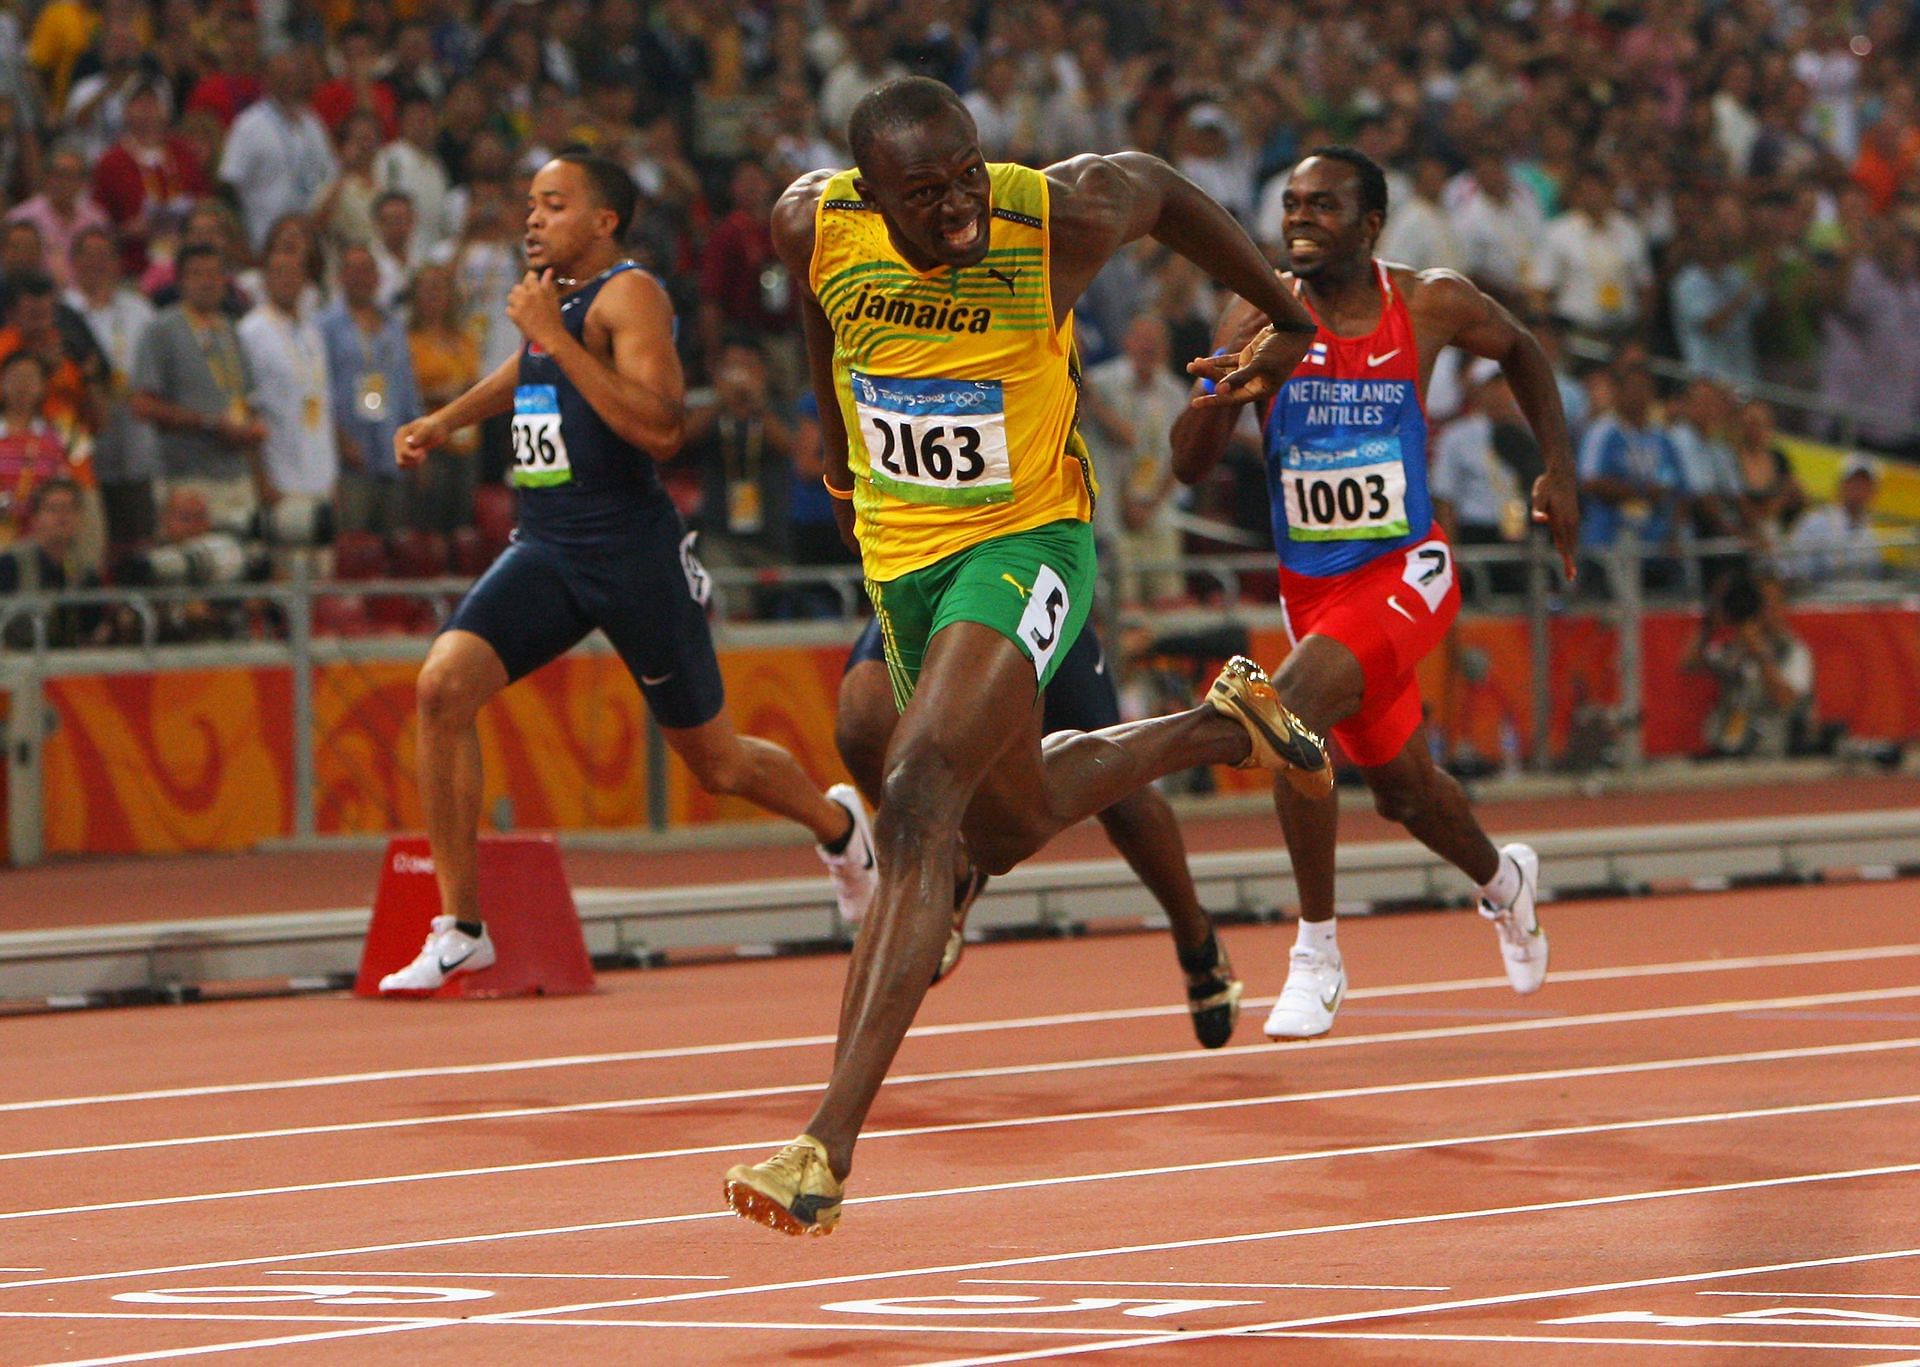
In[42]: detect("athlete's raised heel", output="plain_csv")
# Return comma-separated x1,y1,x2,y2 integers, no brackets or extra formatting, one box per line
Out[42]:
1206,656,1334,797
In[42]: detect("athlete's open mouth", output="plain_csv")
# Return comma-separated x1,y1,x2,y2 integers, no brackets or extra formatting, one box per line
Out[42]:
941,216,983,253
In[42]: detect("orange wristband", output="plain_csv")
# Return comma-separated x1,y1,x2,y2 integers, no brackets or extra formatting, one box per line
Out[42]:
823,478,854,501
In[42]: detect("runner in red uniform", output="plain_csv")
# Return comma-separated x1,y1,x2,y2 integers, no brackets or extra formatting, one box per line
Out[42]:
1173,147,1581,1039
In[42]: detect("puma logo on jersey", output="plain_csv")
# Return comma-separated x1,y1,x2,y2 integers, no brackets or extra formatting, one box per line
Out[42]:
842,284,993,334
1001,573,1030,599
985,266,1021,296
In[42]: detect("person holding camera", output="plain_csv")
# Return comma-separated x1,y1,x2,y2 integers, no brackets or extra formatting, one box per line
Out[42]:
0,478,108,647
1684,569,1814,760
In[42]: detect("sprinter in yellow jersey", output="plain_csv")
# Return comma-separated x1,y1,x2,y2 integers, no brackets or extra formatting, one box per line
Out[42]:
724,76,1327,1237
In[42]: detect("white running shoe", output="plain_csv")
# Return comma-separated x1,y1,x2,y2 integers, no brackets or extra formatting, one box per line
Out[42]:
1481,843,1548,994
1263,946,1347,1041
379,915,496,993
819,783,877,924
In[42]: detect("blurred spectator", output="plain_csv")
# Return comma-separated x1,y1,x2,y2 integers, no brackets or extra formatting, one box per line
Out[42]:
370,192,425,310
90,79,209,278
144,199,251,316
1732,398,1806,555
1577,348,1689,590
319,242,420,536
1817,222,1920,455
434,176,520,483
1531,167,1653,343
699,158,794,394
313,23,398,138
0,478,109,647
0,353,73,538
963,50,1041,165
819,13,906,140
686,337,793,584
1429,360,1539,598
65,224,159,549
26,0,101,115
1173,103,1253,223
1376,153,1466,274
5,145,109,288
59,8,148,163
783,387,859,609
1785,455,1887,586
0,269,104,438
1683,567,1814,760
131,242,268,535
1669,378,1745,548
1670,204,1763,386
311,111,386,263
237,242,336,542
182,16,265,127
375,94,455,253
1446,147,1543,307
1082,312,1190,607
219,51,338,252
403,259,478,535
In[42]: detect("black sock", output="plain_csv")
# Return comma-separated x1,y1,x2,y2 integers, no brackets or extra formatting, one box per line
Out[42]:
820,802,855,855
1177,931,1222,979
455,920,485,940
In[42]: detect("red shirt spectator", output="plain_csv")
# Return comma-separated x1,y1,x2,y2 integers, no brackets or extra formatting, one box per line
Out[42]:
697,159,791,363
312,24,398,139
90,82,211,276
0,353,79,531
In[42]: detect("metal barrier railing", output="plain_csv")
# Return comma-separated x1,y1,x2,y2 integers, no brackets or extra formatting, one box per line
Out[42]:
3,530,1916,865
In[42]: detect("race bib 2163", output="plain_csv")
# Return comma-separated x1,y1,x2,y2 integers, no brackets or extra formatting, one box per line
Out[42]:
851,371,1013,506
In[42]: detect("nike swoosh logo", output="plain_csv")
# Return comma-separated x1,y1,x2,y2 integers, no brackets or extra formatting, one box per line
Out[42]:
437,947,477,975
1321,991,1341,1011
1387,595,1415,622
1367,348,1401,366
640,672,674,685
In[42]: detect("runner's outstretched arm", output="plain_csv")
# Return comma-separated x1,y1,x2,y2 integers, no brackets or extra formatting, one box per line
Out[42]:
394,353,518,467
1421,269,1581,579
1169,294,1267,485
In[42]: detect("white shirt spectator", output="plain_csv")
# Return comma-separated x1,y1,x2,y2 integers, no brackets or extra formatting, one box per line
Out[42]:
1785,502,1884,584
818,58,907,145
1534,209,1652,333
219,98,338,252
1377,193,1468,274
1447,172,1544,298
1792,43,1862,158
375,139,455,254
238,302,338,498
65,280,159,482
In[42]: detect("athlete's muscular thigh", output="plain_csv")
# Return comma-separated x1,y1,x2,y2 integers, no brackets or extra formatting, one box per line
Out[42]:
882,622,1045,841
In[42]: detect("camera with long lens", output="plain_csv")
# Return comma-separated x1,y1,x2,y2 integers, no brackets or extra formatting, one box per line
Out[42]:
123,532,271,587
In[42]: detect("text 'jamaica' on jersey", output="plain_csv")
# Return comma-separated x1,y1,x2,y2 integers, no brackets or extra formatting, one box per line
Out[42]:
811,163,1096,582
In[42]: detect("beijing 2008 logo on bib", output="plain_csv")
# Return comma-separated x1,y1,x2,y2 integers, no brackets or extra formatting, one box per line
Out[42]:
851,371,1015,507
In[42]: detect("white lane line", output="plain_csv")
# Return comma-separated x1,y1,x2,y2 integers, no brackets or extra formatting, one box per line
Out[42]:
963,1279,1450,1292
0,1311,438,1325
7,1031,1916,1223
4,942,1911,1115
260,1270,727,1281
33,1320,449,1367
10,986,1918,1166
916,1244,1920,1365
428,1170,1920,1334
517,1318,1144,1338
1701,1292,1920,1301
1256,1331,1920,1353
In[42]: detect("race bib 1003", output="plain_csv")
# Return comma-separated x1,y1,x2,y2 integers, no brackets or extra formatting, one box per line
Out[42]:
850,371,1012,506
510,384,572,488
1281,436,1410,541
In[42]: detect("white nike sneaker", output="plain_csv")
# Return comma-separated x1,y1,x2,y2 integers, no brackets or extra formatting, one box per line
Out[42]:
819,783,878,924
1481,843,1548,994
379,915,497,993
1263,946,1347,1041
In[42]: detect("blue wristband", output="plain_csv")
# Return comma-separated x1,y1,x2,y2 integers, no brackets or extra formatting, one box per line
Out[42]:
1199,347,1230,396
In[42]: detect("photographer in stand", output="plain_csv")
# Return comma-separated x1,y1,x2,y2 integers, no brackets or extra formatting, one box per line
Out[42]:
1683,568,1814,760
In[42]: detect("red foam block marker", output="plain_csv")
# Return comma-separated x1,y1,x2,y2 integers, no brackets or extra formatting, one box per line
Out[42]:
354,834,595,998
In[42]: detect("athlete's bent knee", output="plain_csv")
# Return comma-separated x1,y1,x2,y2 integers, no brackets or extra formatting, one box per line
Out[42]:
1371,778,1429,829
687,744,753,797
417,654,487,730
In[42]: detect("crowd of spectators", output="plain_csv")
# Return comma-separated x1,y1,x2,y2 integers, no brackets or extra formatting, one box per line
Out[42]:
0,0,1916,648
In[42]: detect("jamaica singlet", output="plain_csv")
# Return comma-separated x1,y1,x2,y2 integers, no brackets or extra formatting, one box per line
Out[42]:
511,260,673,546
1262,261,1434,578
811,163,1094,582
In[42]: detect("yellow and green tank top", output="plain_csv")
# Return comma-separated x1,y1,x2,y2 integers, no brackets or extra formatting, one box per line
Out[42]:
811,162,1095,582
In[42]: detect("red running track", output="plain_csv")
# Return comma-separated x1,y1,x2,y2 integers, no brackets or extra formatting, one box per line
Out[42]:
1,878,1918,1364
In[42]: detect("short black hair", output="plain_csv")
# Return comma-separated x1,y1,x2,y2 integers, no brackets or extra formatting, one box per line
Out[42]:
847,76,972,173
5,269,55,300
553,150,638,239
1303,145,1390,221
174,242,224,275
